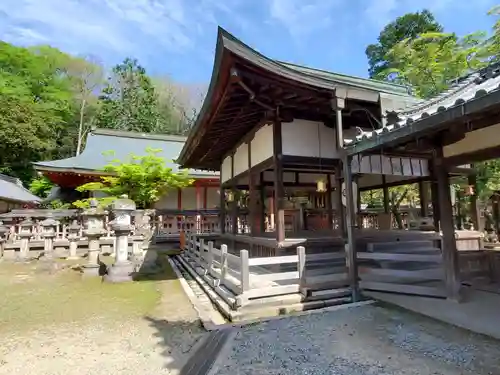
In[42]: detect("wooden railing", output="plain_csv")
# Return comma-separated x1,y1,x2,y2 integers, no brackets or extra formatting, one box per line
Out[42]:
0,208,225,258
181,233,351,310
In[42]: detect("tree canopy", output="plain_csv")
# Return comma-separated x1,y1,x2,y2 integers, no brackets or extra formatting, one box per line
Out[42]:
365,9,443,79
0,41,202,186
364,6,500,223
74,148,194,209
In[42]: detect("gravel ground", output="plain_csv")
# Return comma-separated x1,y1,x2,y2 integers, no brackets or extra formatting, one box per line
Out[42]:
0,264,207,375
211,304,500,375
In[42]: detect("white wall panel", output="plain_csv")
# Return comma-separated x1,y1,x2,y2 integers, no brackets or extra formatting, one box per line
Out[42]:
251,125,273,166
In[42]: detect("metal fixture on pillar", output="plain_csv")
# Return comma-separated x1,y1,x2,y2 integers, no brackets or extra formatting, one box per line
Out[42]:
316,179,327,193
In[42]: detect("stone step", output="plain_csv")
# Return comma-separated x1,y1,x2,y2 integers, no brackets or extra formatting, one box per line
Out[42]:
180,329,233,375
369,240,439,251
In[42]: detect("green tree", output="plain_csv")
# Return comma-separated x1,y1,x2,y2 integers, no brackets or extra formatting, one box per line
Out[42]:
74,148,194,208
365,9,443,79
29,175,54,198
479,6,500,63
0,42,78,183
377,31,486,98
95,58,161,133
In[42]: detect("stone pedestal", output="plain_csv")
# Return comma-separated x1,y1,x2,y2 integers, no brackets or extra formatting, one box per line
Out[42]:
81,200,107,277
83,235,101,277
67,220,81,259
18,218,33,261
104,195,136,283
39,215,59,272
105,225,135,282
131,236,144,271
0,221,9,259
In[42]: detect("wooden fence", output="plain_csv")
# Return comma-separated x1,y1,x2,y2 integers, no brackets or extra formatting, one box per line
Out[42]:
182,233,351,309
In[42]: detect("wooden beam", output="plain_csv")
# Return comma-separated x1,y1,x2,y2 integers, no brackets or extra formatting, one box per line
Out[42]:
444,144,500,167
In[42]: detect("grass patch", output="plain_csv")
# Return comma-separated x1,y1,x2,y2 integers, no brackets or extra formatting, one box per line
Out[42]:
0,260,165,333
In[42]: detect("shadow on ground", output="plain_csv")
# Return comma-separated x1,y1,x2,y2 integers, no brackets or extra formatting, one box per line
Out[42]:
144,316,207,373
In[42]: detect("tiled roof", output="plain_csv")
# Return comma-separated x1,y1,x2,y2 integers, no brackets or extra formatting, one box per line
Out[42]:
34,128,218,178
0,174,40,203
347,63,500,154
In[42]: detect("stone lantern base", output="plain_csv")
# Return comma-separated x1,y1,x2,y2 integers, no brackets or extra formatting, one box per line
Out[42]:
104,261,135,283
82,263,101,278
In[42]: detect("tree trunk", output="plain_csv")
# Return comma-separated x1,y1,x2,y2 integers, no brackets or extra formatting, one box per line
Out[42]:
76,98,87,156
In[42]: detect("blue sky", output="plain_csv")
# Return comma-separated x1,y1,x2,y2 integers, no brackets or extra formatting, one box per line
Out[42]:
0,0,498,84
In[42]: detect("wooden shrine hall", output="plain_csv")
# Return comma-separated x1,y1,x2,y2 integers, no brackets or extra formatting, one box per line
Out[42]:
178,27,500,306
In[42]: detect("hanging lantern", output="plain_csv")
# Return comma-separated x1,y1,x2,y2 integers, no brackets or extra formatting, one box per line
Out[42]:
316,179,327,193
226,190,234,202
464,185,474,196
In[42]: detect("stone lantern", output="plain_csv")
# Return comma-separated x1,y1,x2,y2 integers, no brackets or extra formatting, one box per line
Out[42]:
81,199,107,277
40,214,60,261
105,195,136,282
0,221,9,258
18,217,34,260
67,219,81,259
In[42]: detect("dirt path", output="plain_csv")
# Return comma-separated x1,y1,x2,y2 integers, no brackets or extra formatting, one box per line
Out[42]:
0,262,206,375
211,304,500,375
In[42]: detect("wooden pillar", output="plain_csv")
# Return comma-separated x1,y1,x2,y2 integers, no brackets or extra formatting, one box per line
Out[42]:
468,173,481,231
273,114,285,243
219,187,226,234
326,173,333,229
493,197,500,236
259,172,266,232
177,189,182,210
247,139,258,235
195,183,201,210
332,93,346,236
418,180,429,217
203,187,208,209
343,154,359,302
230,154,238,234
334,163,345,234
430,166,440,232
333,92,358,301
434,150,461,301
382,175,390,214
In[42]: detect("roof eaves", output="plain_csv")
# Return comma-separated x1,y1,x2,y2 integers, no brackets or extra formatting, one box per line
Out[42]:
91,128,187,143
276,61,413,96
178,27,226,167
347,69,500,155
